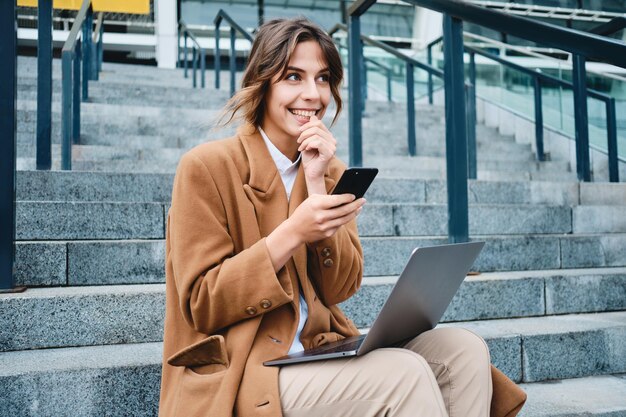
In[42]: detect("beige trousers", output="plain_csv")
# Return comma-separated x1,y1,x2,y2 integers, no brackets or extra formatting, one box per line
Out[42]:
278,327,493,417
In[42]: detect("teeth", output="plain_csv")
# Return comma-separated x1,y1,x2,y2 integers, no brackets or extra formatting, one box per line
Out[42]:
290,109,316,117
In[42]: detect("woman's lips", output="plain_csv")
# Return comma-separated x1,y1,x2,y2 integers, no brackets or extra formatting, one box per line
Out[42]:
289,108,319,123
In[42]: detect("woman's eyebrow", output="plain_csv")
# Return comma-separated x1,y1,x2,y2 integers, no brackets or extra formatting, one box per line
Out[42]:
285,66,330,74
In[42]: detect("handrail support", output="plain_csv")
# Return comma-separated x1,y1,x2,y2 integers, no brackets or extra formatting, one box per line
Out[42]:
443,14,469,243
572,54,591,181
348,13,364,167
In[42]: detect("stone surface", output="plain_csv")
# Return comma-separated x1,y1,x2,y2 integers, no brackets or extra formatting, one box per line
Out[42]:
357,204,394,236
573,206,626,233
14,242,67,286
560,235,626,268
580,183,626,206
16,202,165,240
16,170,174,202
68,241,166,285
0,285,165,351
545,272,626,314
0,342,162,417
519,374,626,417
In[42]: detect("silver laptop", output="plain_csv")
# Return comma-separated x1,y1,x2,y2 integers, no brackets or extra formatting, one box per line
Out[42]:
264,241,485,366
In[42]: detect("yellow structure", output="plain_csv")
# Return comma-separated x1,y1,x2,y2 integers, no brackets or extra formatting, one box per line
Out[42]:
18,0,150,14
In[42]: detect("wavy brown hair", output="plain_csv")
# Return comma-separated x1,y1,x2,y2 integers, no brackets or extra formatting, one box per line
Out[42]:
219,17,343,128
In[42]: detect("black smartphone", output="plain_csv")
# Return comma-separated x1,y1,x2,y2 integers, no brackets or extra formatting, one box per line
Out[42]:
331,168,378,199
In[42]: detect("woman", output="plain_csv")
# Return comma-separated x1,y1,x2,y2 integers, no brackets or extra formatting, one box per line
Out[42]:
158,17,526,417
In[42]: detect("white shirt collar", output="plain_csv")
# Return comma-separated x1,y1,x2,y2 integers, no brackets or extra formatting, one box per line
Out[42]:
258,127,301,174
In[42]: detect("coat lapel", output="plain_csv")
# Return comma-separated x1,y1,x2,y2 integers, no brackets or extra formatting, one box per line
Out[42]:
239,124,289,239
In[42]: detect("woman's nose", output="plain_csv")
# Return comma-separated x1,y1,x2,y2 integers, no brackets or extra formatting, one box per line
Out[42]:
301,79,321,100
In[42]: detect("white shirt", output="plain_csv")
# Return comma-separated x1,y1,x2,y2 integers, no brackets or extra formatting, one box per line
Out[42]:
259,127,308,354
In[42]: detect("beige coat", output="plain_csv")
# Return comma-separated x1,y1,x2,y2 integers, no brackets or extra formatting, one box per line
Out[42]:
158,124,526,417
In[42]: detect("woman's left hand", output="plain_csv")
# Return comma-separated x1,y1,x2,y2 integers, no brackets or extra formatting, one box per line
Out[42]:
298,115,337,189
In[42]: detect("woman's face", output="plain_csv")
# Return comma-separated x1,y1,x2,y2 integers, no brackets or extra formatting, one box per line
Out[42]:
262,40,332,145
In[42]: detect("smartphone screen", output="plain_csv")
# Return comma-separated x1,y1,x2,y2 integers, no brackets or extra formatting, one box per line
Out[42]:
331,168,378,199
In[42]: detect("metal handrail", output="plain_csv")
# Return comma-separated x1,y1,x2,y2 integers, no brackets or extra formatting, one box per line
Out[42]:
399,0,626,68
330,23,447,158
213,9,254,96
465,45,621,181
430,32,626,83
61,0,101,170
590,16,626,36
347,0,626,243
425,33,621,179
179,19,207,88
335,41,393,102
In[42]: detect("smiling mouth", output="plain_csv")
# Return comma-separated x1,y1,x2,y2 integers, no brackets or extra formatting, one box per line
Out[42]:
289,109,319,121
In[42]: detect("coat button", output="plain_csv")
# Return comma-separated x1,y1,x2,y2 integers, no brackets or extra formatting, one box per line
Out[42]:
260,299,272,309
245,306,257,315
321,247,332,257
323,258,334,268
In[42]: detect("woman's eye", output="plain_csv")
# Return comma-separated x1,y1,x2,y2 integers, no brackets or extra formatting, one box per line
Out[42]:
317,74,330,82
286,73,300,81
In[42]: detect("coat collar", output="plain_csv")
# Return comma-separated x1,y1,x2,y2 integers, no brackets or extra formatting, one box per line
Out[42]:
238,124,280,194
238,123,338,195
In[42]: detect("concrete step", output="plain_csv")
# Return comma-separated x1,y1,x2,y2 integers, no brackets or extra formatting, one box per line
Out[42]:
17,144,187,163
2,340,625,417
16,202,165,240
16,200,626,241
2,270,625,351
2,324,622,417
17,56,238,88
16,153,574,175
0,310,624,391
362,234,626,275
360,204,574,236
0,342,162,417
19,170,605,205
17,109,219,139
16,82,230,109
13,235,626,286
517,374,626,417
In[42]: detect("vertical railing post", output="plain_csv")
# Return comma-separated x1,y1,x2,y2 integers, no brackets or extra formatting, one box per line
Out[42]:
533,77,545,161
361,41,367,110
606,97,619,182
348,13,363,167
572,54,591,181
0,0,19,291
90,21,99,80
386,67,392,102
82,6,93,99
215,22,221,89
177,25,181,68
427,43,434,105
466,83,477,179
37,0,53,170
201,49,206,88
97,21,104,73
467,52,477,179
73,40,81,144
183,31,188,78
192,47,197,88
443,14,469,243
230,27,236,96
406,62,416,156
61,50,73,170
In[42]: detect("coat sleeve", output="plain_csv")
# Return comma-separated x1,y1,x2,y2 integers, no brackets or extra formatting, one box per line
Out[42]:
168,152,294,335
306,217,363,306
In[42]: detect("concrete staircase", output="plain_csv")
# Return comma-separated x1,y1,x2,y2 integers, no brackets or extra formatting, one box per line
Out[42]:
2,56,626,416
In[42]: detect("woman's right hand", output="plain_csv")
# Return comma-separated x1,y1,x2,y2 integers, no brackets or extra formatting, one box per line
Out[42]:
288,193,365,244
265,193,365,272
